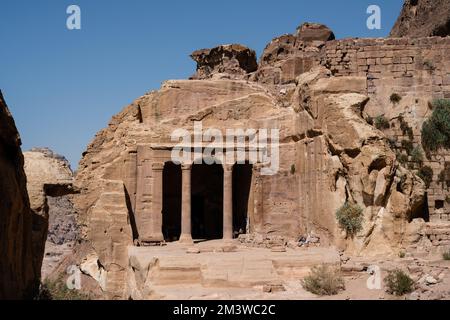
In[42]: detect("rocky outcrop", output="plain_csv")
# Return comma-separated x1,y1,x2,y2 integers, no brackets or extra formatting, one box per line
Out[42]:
296,22,335,42
390,0,450,38
190,44,257,80
70,15,446,298
0,91,39,299
86,180,133,299
293,67,426,256
23,148,79,279
251,23,334,85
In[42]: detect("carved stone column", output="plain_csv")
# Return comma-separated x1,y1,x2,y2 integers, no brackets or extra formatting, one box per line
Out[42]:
223,164,234,240
251,164,264,234
179,163,193,244
140,162,165,243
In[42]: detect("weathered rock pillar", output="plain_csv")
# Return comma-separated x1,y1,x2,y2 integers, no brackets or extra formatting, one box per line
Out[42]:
179,164,193,243
152,162,165,241
140,162,164,243
223,164,234,240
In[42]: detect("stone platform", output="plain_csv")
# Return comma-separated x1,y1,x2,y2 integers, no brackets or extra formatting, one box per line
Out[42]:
126,241,340,300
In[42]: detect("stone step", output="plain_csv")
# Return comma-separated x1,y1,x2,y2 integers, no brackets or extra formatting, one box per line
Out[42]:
130,245,341,293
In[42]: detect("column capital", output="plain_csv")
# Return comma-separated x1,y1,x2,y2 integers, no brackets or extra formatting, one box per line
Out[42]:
223,164,234,173
181,163,193,170
252,163,265,173
152,162,165,171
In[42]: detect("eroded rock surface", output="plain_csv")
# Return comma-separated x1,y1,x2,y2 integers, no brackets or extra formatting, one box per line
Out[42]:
23,148,79,279
190,44,257,80
391,0,450,38
70,16,450,299
0,91,39,299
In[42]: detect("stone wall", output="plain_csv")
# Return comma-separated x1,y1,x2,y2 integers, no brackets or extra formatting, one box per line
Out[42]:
319,37,450,222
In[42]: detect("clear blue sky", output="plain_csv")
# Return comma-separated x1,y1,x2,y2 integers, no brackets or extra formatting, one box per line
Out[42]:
0,0,404,168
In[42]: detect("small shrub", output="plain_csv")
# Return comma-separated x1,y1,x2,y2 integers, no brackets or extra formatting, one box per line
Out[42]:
410,146,424,164
374,115,390,130
421,99,450,153
401,140,414,155
443,250,450,260
438,162,450,189
399,251,406,258
390,93,402,104
384,269,415,296
399,117,414,141
35,277,90,300
396,152,408,165
336,202,364,237
290,164,296,175
417,166,433,189
388,138,397,149
301,265,345,296
423,60,436,72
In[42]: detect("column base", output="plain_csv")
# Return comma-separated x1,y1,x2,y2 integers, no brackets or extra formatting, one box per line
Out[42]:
140,234,165,245
178,234,194,244
222,237,234,244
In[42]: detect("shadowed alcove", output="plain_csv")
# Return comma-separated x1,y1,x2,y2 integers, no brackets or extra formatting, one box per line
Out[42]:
162,162,182,242
191,163,224,240
233,163,253,237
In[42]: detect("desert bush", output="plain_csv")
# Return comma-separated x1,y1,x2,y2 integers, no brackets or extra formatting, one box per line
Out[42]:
401,140,414,154
438,163,450,189
35,277,90,300
421,99,450,152
336,202,364,237
390,93,402,104
399,116,414,141
410,146,424,164
443,250,450,261
374,115,390,130
301,265,345,296
387,137,397,149
423,60,436,72
396,152,408,165
384,269,415,296
417,166,433,189
290,164,296,175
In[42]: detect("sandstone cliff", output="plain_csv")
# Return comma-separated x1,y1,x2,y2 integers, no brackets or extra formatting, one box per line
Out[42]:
391,0,450,38
23,148,79,279
0,91,39,299
72,23,434,299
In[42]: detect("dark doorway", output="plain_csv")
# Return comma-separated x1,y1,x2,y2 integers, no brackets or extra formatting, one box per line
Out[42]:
233,163,253,237
162,162,182,242
191,163,223,240
409,192,430,223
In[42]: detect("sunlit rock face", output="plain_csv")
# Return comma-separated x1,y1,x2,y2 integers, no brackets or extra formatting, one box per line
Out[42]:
0,91,40,299
391,0,450,38
70,15,450,298
23,148,79,280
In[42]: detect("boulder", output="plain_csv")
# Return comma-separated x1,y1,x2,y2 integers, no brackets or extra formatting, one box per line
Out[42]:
190,44,257,80
296,22,335,42
254,22,335,84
